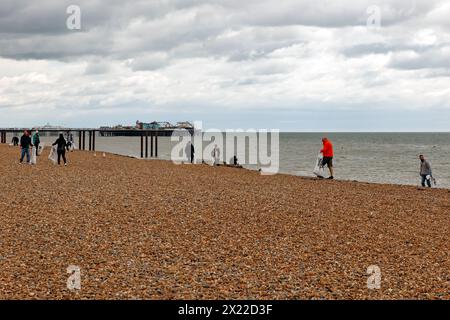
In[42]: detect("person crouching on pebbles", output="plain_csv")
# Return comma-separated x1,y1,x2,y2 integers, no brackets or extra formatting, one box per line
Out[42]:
52,133,68,166
320,137,334,179
11,136,19,146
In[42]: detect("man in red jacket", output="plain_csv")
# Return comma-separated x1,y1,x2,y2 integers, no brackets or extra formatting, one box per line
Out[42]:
320,137,334,179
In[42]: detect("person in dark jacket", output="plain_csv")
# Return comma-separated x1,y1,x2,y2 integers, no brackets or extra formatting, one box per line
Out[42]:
32,130,41,156
52,133,68,166
185,141,195,164
11,136,19,146
19,130,33,164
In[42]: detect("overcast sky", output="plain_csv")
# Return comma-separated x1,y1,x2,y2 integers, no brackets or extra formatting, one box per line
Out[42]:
1,0,450,131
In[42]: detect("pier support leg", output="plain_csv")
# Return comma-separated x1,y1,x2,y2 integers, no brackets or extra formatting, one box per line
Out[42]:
155,133,158,158
150,132,154,157
88,131,92,151
92,130,96,151
82,131,86,150
145,132,148,158
140,134,144,158
78,131,82,150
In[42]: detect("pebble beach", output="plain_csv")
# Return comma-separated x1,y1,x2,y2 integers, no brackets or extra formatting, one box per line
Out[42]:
0,144,449,300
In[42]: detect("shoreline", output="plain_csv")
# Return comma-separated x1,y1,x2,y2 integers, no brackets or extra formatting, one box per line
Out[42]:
97,147,450,191
4,132,449,189
0,144,449,299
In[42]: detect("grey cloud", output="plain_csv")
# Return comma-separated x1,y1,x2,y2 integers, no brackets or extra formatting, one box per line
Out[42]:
342,41,450,58
424,69,450,78
249,59,294,76
84,60,111,75
342,43,394,57
0,0,442,62
126,53,170,71
225,0,435,28
0,25,115,60
388,46,450,70
0,0,190,34
205,27,305,61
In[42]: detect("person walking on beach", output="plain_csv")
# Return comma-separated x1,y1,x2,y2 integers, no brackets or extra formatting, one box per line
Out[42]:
32,130,41,156
212,144,220,166
419,155,433,188
19,130,33,164
66,133,74,151
320,137,334,179
52,133,68,166
185,141,195,164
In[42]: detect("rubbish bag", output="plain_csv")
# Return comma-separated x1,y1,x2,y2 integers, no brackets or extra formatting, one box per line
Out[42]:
30,147,37,165
48,145,58,165
431,175,437,186
313,153,326,178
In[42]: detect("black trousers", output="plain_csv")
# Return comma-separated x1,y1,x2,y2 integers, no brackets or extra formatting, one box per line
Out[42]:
35,143,40,156
57,149,67,165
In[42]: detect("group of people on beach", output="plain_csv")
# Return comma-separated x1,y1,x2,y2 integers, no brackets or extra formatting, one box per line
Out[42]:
11,129,437,187
16,130,69,166
317,137,436,187
184,142,238,167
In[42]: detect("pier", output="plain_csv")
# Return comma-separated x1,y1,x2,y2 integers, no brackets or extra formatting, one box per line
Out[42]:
0,128,193,158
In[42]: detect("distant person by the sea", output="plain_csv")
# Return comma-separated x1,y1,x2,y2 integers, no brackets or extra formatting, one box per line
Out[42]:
52,133,68,166
212,144,220,166
11,136,19,146
320,137,334,180
67,133,74,151
19,130,33,164
32,130,41,156
185,141,194,164
419,155,434,188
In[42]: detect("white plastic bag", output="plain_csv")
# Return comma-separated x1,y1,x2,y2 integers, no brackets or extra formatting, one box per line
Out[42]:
48,145,58,165
30,147,37,165
429,175,437,186
313,153,326,178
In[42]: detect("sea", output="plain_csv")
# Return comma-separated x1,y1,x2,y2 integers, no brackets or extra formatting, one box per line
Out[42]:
10,132,450,189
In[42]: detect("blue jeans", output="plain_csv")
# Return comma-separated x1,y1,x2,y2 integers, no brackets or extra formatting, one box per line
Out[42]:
421,174,431,187
20,148,30,163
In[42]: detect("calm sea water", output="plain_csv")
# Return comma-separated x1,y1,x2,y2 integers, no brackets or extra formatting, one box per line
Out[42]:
11,132,450,188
